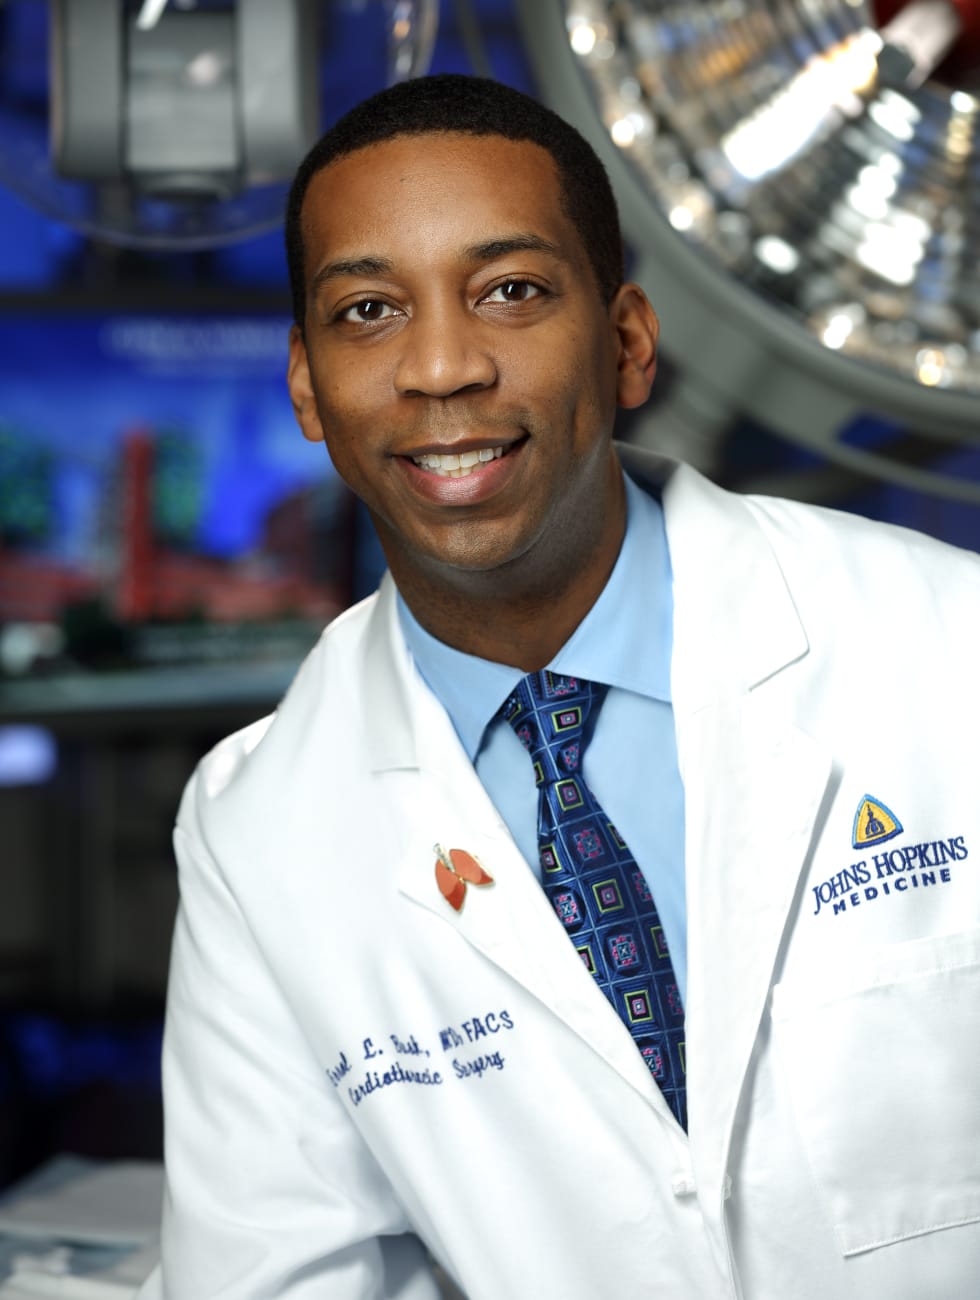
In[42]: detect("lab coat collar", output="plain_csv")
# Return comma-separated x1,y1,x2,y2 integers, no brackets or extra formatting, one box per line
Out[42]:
361,573,420,773
618,445,811,708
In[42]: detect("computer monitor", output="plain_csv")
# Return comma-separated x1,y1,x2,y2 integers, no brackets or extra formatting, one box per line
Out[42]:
0,309,360,677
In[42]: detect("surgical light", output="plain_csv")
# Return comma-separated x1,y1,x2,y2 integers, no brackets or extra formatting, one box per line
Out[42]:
518,0,980,502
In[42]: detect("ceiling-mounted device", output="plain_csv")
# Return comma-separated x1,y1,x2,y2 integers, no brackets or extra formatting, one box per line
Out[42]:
0,0,438,248
51,0,317,202
516,0,980,502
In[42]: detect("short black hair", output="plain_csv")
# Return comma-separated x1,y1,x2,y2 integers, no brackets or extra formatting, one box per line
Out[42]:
285,74,625,328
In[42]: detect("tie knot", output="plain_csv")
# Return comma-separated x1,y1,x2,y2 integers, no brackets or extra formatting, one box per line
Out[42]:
499,672,605,775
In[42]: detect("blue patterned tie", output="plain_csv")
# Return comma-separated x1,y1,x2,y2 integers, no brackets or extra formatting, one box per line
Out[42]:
500,671,687,1129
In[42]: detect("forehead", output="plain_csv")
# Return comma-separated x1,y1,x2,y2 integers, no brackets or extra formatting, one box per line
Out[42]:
300,132,588,276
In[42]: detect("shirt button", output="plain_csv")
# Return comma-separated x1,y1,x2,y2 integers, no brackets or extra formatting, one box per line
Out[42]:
671,1172,697,1197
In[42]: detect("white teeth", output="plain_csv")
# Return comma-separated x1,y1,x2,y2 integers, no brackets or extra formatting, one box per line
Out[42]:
412,445,505,477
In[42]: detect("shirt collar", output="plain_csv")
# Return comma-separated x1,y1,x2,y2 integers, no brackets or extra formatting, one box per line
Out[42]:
396,472,673,761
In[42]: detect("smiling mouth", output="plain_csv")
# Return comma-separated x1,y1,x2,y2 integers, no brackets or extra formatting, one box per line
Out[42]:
411,446,506,478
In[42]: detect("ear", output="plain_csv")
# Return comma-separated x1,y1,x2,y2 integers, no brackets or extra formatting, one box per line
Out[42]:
287,325,326,443
610,283,659,411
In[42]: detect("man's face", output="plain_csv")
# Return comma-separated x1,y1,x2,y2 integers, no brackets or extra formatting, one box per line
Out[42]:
288,131,656,595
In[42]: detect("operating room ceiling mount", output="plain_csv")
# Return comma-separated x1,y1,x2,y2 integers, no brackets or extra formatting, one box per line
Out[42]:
0,0,438,249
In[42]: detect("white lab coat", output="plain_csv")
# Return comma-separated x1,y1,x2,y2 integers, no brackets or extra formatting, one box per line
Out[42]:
140,452,980,1299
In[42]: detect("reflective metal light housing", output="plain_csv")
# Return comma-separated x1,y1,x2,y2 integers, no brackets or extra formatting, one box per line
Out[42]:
518,1,980,500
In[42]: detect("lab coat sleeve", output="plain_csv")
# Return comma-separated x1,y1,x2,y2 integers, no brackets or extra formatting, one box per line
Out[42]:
145,822,441,1300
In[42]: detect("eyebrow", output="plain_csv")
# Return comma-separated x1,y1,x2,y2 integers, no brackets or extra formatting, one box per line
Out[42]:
461,233,563,263
311,256,394,296
310,234,564,298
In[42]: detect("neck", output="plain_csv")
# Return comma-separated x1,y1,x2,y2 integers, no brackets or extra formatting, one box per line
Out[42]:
387,473,627,672
397,572,614,672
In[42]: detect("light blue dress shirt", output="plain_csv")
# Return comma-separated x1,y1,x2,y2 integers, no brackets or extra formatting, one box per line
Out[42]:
396,474,687,1001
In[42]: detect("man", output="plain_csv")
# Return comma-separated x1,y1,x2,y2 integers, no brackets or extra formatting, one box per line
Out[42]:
141,75,980,1299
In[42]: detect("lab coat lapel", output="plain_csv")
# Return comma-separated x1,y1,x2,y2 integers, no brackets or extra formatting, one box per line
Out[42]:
363,578,673,1109
682,699,831,1172
658,458,834,1166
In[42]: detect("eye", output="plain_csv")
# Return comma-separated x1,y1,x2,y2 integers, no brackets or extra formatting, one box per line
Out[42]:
483,279,544,304
337,299,398,324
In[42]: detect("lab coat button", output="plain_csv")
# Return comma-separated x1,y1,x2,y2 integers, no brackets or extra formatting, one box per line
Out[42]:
722,1175,733,1200
671,1172,697,1197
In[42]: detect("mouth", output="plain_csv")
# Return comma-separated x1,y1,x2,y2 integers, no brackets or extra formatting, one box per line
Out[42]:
410,445,506,479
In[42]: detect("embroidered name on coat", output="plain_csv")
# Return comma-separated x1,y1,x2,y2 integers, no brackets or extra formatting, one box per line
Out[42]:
326,1008,516,1107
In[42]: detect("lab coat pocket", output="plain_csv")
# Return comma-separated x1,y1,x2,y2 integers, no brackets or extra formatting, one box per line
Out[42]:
770,926,980,1257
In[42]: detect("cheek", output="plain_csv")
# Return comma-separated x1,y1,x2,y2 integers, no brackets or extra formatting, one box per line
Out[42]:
548,325,616,413
525,349,588,414
314,349,388,412
321,429,371,496
317,385,361,430
312,383,380,470
560,365,611,439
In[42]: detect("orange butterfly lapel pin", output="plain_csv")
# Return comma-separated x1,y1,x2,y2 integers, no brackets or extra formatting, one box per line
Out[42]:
434,843,494,912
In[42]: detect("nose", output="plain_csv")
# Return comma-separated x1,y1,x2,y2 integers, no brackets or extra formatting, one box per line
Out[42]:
394,302,497,398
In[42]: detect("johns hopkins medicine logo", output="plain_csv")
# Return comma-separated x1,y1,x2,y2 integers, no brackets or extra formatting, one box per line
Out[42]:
812,794,969,918
852,795,902,848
